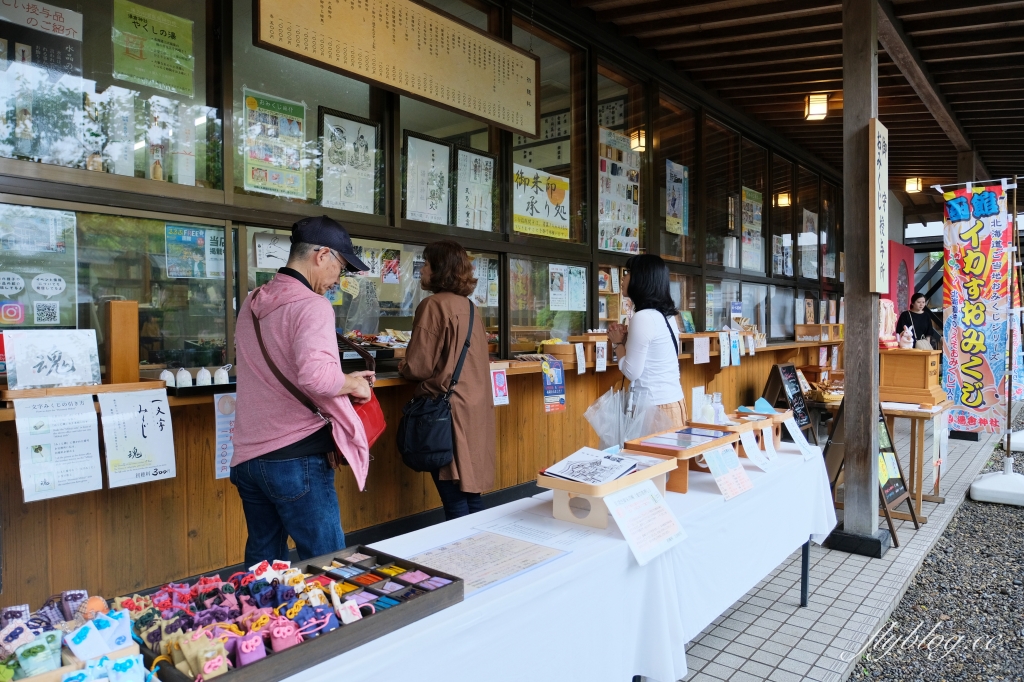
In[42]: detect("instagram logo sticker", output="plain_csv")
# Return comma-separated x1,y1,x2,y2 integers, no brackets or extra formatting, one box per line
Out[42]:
0,302,24,324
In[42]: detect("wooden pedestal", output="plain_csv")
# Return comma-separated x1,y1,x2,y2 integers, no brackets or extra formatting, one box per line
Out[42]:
879,349,946,406
626,430,740,494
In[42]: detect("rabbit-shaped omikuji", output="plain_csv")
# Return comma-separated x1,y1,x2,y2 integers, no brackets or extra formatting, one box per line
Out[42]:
898,325,915,349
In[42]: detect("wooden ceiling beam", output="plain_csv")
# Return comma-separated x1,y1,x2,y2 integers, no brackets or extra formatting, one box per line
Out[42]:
634,13,839,46
929,56,1024,73
876,0,981,180
673,45,841,70
596,0,837,28
902,11,1023,35
656,31,840,60
913,25,1024,49
917,43,1024,62
894,0,1024,20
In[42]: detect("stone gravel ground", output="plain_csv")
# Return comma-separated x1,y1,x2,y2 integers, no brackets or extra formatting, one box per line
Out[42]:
849,440,1024,682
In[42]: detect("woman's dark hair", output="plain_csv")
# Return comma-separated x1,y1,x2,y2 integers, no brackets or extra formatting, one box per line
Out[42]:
911,293,927,305
625,254,677,317
422,239,477,296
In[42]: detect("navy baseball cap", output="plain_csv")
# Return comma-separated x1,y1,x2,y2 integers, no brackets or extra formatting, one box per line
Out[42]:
291,215,369,273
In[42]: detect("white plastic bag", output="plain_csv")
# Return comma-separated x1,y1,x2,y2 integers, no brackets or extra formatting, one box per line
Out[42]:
584,384,674,450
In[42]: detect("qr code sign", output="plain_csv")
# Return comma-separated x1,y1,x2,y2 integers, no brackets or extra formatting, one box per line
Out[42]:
33,301,60,325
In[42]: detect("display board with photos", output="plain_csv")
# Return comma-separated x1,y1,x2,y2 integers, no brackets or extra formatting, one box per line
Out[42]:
242,88,307,199
454,147,497,231
404,132,453,226
740,187,764,272
318,108,382,215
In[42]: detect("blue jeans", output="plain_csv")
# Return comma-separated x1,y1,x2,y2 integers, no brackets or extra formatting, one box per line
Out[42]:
431,470,485,521
230,455,345,567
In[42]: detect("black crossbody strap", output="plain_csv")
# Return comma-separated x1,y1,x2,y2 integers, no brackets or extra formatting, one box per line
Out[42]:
663,314,680,355
444,301,475,400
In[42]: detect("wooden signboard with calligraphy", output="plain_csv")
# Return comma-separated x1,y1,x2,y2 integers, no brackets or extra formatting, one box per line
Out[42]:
254,0,541,138
869,118,889,293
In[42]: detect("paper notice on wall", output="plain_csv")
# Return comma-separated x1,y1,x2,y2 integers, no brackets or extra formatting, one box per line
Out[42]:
112,0,195,97
512,163,570,240
491,369,509,406
574,343,586,374
98,389,176,488
456,149,494,230
595,341,608,372
548,264,568,311
542,358,566,412
253,232,290,269
666,161,688,236
597,127,641,254
487,259,499,307
694,336,710,365
718,332,730,367
242,89,306,199
214,393,236,479
165,225,225,279
568,266,587,312
14,395,103,502
604,480,687,566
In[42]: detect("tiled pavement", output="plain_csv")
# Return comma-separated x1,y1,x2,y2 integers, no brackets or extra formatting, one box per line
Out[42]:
679,409,1008,682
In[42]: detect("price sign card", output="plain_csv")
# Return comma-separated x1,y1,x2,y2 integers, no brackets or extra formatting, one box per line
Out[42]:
14,395,103,502
574,343,586,374
595,341,608,372
738,430,776,472
491,369,510,406
783,417,816,460
702,445,753,500
604,479,686,566
761,426,779,461
99,389,176,487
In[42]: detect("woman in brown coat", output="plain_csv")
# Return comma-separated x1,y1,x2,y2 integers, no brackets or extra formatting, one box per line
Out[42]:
399,240,496,519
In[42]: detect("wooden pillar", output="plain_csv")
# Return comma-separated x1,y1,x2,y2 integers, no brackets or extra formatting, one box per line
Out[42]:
836,0,888,555
104,300,140,384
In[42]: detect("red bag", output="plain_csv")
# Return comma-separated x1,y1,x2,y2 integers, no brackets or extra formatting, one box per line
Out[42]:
337,335,386,446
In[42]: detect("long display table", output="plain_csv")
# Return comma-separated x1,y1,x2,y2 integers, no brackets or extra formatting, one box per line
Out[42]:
283,444,837,682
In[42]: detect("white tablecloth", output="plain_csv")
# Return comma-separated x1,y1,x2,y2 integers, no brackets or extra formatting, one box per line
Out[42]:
284,445,837,682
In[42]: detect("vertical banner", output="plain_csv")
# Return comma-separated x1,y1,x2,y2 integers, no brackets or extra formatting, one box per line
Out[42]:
214,393,236,479
869,119,889,293
942,183,1011,433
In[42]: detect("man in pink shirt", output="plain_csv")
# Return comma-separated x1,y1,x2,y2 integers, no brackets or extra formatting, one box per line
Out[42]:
232,216,374,565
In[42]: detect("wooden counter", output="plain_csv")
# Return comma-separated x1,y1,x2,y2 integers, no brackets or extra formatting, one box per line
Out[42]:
0,340,835,608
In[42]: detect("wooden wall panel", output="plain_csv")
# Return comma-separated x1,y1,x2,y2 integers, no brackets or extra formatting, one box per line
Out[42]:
0,348,832,607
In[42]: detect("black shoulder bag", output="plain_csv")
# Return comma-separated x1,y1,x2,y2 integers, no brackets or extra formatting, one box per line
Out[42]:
397,301,474,472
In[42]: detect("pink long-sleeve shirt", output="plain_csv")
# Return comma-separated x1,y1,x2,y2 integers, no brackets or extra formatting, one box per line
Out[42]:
233,272,370,489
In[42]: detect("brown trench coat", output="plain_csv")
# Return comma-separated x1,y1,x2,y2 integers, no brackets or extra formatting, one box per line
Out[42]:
399,292,496,493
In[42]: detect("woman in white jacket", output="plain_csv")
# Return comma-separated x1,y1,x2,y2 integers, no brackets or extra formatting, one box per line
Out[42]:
605,255,686,427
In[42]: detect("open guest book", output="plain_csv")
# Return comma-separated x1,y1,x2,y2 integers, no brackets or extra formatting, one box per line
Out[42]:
542,447,657,485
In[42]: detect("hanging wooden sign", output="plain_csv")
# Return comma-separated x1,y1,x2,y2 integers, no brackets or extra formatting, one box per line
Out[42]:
254,0,541,138
869,118,889,293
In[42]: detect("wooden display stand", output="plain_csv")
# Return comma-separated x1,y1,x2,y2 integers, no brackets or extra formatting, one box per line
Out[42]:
678,332,719,355
795,323,843,342
626,429,739,494
535,452,677,528
689,416,771,458
740,408,793,450
568,334,607,363
879,349,945,406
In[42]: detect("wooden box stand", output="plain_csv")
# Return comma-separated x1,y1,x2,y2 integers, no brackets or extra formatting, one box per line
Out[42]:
695,415,775,458
737,408,794,450
879,349,946,406
625,429,739,494
535,452,677,528
568,334,607,363
795,323,842,342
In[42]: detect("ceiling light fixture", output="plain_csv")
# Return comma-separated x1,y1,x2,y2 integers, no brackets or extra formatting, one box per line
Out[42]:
629,128,646,153
776,193,791,207
905,177,923,193
804,93,829,121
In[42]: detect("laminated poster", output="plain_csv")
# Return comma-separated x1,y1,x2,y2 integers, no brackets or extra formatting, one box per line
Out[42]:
740,187,763,271
214,393,236,479
99,388,176,488
0,204,78,328
320,111,378,214
380,249,400,285
801,209,819,279
487,259,499,307
470,256,496,308
406,136,450,225
604,479,686,567
665,161,688,236
243,89,306,199
14,394,102,502
4,329,100,390
165,225,225,279
112,0,194,97
597,128,640,254
701,444,753,501
541,358,565,413
548,264,568,312
512,163,570,240
567,266,587,312
456,150,494,231
491,369,509,406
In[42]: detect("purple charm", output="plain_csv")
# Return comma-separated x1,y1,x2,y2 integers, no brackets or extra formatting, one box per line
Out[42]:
0,606,29,629
235,632,267,667
60,591,88,621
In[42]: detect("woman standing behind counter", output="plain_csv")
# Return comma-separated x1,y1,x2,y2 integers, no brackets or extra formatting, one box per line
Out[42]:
399,240,496,520
896,293,941,350
605,255,687,428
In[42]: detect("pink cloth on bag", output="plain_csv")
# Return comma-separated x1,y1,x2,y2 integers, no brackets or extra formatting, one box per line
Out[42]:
233,272,370,489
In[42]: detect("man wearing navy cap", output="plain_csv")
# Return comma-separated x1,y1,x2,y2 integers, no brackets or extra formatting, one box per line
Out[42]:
231,216,376,565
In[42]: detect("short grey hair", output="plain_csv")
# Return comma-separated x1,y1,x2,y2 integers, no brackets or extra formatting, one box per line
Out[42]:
288,241,322,262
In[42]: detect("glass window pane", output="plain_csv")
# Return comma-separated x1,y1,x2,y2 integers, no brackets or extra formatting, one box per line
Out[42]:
245,228,499,357
771,154,794,278
597,263,628,327
770,286,794,340
670,272,698,333
797,166,819,280
233,1,376,210
510,256,586,352
0,0,222,188
740,139,766,274
596,64,644,255
704,118,740,268
705,278,739,331
655,97,696,262
511,22,585,243
821,181,839,282
741,283,767,336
